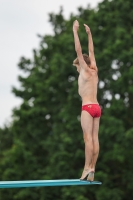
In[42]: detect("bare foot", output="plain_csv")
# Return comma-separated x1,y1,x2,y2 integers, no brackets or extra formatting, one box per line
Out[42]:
87,171,95,181
80,168,90,180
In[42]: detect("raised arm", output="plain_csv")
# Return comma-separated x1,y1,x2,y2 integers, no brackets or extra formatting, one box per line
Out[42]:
73,20,88,71
84,24,97,71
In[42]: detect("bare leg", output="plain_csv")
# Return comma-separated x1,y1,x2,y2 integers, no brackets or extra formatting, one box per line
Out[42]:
80,111,93,179
87,117,100,181
91,117,100,171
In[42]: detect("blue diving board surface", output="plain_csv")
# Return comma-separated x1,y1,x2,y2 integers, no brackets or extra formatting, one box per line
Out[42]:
0,179,102,188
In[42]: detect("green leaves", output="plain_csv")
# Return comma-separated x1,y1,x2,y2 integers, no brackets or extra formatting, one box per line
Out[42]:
0,0,133,199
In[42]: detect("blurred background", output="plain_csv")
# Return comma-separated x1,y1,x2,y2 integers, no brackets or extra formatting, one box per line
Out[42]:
0,0,101,127
0,0,133,199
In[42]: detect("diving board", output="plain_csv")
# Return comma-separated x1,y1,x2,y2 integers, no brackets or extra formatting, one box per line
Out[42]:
0,179,102,188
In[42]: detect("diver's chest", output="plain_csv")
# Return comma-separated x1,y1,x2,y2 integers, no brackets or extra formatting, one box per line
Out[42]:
78,74,89,86
78,73,98,86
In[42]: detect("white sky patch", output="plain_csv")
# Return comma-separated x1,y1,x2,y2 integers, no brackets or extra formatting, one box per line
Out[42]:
124,97,129,104
106,103,111,108
28,97,35,107
99,81,105,89
68,76,76,82
103,91,112,101
111,60,119,69
45,114,51,120
112,71,121,80
112,74,118,80
115,94,120,100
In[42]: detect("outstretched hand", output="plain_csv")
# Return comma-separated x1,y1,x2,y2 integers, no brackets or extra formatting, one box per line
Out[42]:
84,24,90,34
73,20,79,32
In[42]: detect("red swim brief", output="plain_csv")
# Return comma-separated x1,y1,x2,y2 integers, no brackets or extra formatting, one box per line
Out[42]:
82,104,101,118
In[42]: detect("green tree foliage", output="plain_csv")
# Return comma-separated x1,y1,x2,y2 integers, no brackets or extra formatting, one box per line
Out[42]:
0,0,133,199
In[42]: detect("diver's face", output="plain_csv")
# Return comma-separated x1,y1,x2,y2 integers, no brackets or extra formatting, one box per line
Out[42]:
75,64,80,73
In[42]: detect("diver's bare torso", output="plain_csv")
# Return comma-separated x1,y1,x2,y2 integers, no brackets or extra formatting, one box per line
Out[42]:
78,68,98,105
